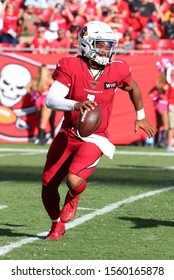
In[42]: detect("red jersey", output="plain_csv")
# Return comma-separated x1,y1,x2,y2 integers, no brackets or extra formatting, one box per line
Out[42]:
31,37,50,49
111,0,130,18
125,16,147,32
82,0,101,17
51,14,69,31
2,13,18,34
141,38,158,50
52,55,131,138
51,37,71,49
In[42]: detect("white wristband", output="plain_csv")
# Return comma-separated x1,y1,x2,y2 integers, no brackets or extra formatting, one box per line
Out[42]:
136,108,145,120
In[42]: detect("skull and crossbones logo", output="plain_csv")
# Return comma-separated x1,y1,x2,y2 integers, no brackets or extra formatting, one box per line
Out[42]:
0,64,36,130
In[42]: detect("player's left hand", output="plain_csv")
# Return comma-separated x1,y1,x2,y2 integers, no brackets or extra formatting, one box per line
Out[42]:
134,119,156,138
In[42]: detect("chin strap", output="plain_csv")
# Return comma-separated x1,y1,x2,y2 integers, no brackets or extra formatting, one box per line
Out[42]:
87,59,105,70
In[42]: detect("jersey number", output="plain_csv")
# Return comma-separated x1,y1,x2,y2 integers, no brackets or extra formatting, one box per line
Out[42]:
87,94,95,101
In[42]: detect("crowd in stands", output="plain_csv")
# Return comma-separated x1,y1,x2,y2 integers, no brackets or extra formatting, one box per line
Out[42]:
0,0,174,53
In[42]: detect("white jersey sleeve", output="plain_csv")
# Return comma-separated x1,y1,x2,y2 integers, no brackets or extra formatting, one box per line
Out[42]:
46,80,77,111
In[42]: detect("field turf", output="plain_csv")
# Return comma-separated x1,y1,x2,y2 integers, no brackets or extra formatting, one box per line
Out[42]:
0,143,173,260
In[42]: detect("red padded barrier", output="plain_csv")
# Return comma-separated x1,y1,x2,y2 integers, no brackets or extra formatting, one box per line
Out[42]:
0,52,173,144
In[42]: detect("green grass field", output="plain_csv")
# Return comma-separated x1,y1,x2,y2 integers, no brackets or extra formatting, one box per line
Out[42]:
0,143,174,260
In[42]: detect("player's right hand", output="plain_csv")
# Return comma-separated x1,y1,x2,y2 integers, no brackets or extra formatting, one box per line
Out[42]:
74,101,97,114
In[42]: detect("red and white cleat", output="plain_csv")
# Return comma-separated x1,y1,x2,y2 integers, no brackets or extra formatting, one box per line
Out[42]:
60,190,80,223
46,221,65,240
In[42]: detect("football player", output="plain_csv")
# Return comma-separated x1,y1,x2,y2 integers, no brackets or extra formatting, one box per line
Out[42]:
42,21,155,240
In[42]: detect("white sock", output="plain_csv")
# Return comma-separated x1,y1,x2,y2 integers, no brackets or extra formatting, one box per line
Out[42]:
52,218,60,223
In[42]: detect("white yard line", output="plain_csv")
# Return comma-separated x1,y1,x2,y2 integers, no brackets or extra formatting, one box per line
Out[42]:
104,166,174,171
0,205,7,210
0,181,15,183
0,186,173,257
0,148,174,156
0,148,47,152
0,153,44,157
116,151,174,156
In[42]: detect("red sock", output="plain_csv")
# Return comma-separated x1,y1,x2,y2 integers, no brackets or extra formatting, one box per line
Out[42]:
42,186,60,220
69,181,87,196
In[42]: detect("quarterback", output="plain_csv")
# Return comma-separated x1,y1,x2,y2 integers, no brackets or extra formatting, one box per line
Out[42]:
41,21,155,240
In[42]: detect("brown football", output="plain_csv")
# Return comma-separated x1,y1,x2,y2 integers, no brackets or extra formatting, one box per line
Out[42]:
0,105,17,124
77,103,102,137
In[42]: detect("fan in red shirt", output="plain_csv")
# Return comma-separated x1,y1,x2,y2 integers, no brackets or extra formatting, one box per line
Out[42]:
125,5,148,40
50,28,71,52
41,20,155,240
30,26,50,54
50,3,73,32
78,0,102,22
103,7,129,40
137,27,158,51
65,0,79,17
111,0,130,19
0,2,20,45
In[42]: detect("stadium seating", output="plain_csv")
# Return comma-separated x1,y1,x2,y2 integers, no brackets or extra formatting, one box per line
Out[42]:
158,39,174,50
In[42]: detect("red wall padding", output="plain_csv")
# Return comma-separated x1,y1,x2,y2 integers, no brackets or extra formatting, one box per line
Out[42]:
0,52,172,144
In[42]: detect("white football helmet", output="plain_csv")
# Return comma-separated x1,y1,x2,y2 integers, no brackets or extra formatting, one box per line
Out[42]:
78,21,117,65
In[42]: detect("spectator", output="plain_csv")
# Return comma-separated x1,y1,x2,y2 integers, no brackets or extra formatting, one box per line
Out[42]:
103,7,128,40
148,72,168,147
0,2,20,45
9,0,24,11
18,4,41,46
136,27,158,51
152,1,165,24
50,3,73,32
125,4,148,40
139,0,157,18
162,12,174,39
67,24,81,52
124,0,138,5
44,21,58,43
78,0,102,22
111,0,130,19
160,1,173,21
0,0,8,34
72,14,87,28
117,30,135,52
145,20,162,41
36,7,54,27
65,0,79,18
147,15,165,40
163,3,174,21
50,28,71,52
30,26,50,54
26,64,55,145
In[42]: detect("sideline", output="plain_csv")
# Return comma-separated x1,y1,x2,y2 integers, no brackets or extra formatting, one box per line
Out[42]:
0,186,173,257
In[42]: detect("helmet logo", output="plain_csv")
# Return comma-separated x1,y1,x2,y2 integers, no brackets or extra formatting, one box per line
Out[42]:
80,26,88,37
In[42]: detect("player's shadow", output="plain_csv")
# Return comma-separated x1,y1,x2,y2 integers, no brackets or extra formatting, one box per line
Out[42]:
0,224,45,239
91,165,174,189
118,216,174,229
0,166,42,182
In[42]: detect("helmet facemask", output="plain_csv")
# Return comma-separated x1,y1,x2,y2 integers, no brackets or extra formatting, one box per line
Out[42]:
92,39,117,65
78,21,117,66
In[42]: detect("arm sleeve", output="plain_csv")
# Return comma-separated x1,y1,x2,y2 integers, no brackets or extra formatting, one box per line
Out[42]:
46,80,77,111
